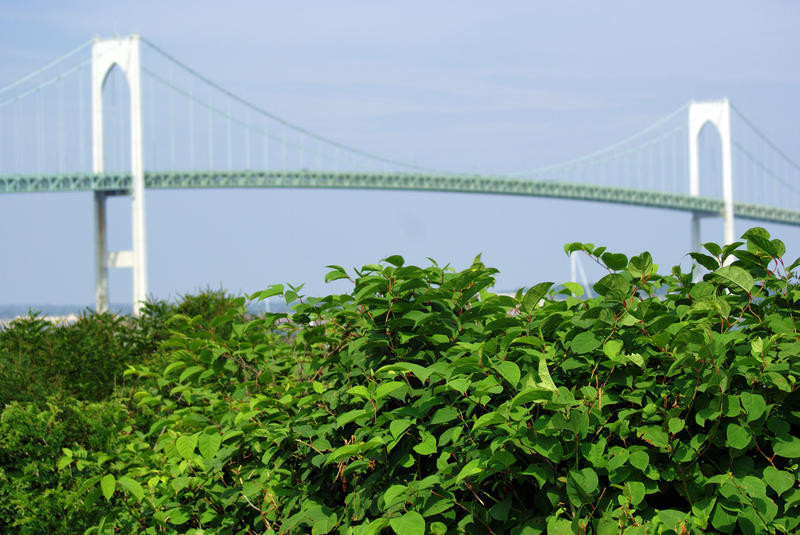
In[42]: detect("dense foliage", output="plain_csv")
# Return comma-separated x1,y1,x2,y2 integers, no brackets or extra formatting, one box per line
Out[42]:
1,228,799,534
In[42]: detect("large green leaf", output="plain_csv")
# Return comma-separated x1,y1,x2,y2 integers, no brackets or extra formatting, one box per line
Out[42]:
116,476,144,503
198,432,221,459
522,282,553,314
390,511,425,535
624,480,645,506
176,434,198,459
567,467,598,505
495,360,521,388
601,252,628,271
712,265,754,294
739,392,766,422
726,423,751,449
100,474,115,502
763,466,794,495
571,332,601,355
593,273,629,301
773,435,800,458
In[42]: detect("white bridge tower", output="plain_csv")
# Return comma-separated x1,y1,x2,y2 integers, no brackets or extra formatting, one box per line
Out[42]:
91,34,148,316
688,99,735,252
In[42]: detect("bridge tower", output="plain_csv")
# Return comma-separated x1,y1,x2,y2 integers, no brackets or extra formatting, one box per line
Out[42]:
91,34,148,316
688,99,734,252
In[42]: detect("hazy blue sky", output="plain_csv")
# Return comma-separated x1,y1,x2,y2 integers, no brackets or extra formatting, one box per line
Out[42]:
1,1,799,306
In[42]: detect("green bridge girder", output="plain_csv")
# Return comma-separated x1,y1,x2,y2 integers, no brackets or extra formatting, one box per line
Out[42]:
1,169,799,226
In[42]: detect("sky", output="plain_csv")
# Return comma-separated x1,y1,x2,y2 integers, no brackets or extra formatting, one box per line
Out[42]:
1,1,799,307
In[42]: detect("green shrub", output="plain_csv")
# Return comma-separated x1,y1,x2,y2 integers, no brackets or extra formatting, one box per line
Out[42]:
0,397,128,535
86,227,799,534
0,312,148,404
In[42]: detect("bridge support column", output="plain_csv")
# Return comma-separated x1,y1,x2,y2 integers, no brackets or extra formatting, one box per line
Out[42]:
688,99,735,254
91,34,148,316
94,191,109,312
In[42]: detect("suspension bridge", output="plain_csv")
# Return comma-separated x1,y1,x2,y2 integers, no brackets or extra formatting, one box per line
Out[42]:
1,35,799,315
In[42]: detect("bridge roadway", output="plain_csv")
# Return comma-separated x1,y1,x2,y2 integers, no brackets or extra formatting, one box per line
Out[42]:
1,169,799,226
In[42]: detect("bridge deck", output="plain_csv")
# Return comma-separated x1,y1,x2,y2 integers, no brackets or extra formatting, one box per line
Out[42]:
1,169,798,226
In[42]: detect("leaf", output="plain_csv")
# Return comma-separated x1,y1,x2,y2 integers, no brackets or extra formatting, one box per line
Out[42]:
390,419,413,439
638,426,669,449
250,283,284,301
522,282,553,314
570,332,601,355
628,251,654,278
593,273,629,301
510,386,553,407
742,227,778,256
456,459,483,482
567,467,598,505
739,392,766,423
165,507,190,525
347,385,370,399
601,252,628,270
562,282,584,297
495,360,521,388
375,381,404,401
178,365,205,383
413,433,437,455
389,511,425,535
383,255,405,267
763,466,794,495
116,476,144,503
603,339,623,360
336,409,368,428
668,418,685,434
325,444,362,465
629,451,649,471
773,435,800,458
538,358,557,392
624,480,646,506
100,474,115,502
472,411,504,431
726,423,751,449
176,434,199,459
625,352,645,367
712,265,754,295
703,241,722,257
324,266,349,283
383,484,407,507
430,406,458,426
689,252,720,271
198,432,221,459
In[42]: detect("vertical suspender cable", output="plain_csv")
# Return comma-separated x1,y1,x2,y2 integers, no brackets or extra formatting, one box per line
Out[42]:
281,126,286,170
208,87,214,169
263,121,269,170
116,72,123,171
245,109,251,169
660,131,665,193
79,67,86,172
226,98,232,170
36,90,43,173
299,130,304,169
16,99,22,173
149,75,156,169
58,79,65,173
189,77,195,169
169,67,175,170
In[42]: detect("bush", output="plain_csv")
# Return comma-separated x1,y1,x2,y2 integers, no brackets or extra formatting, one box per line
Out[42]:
0,312,150,404
86,227,799,534
0,397,128,535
